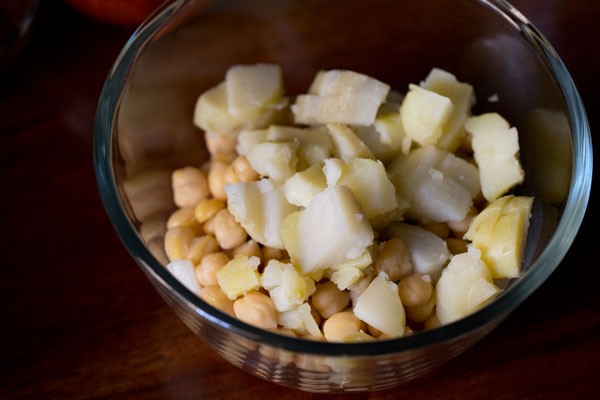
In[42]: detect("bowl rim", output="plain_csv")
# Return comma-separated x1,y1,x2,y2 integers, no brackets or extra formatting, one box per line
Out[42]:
93,0,593,357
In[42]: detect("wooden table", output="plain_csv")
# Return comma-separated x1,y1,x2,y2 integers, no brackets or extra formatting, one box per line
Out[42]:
1,1,598,398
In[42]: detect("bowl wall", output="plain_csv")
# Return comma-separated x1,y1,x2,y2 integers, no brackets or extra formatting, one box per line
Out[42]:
94,0,592,392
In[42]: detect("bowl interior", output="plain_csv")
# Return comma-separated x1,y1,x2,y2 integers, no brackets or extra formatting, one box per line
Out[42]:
96,0,591,361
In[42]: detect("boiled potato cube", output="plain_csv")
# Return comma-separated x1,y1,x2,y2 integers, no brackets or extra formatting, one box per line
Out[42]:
282,163,327,207
225,179,299,249
465,113,524,202
226,63,284,119
353,273,405,338
323,157,398,220
436,246,500,324
421,68,475,152
295,186,374,274
245,141,299,182
400,84,453,146
217,255,262,300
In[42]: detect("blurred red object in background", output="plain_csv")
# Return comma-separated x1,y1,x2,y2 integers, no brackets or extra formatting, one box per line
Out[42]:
65,0,164,26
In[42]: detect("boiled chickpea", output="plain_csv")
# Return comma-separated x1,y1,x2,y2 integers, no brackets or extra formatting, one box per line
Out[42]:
232,240,262,259
205,131,237,161
194,198,225,223
201,285,234,316
196,252,230,286
398,274,433,307
208,161,229,200
186,235,220,265
233,291,278,330
171,166,210,208
323,311,364,342
213,209,247,249
405,290,437,323
311,281,350,319
445,237,469,255
374,237,413,281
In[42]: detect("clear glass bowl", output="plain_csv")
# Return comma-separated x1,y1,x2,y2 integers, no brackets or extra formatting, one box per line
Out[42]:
94,0,593,393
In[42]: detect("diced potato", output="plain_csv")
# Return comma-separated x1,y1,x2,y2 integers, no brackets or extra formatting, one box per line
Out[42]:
400,84,453,146
465,113,524,202
225,179,299,249
277,302,322,337
326,123,375,160
193,82,239,134
466,195,533,279
226,63,284,119
295,186,374,274
421,68,475,152
245,141,299,182
282,163,327,207
267,125,333,168
261,260,316,312
353,273,405,338
323,157,398,220
329,267,365,291
293,70,390,126
436,247,500,324
235,129,268,155
216,255,262,300
353,106,411,162
389,146,479,223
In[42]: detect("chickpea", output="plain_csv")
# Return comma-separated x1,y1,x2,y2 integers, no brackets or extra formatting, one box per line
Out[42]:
446,237,469,255
374,237,413,281
208,161,229,200
205,131,237,161
448,207,477,237
213,209,247,249
232,240,262,259
196,252,230,286
233,291,278,330
419,222,450,239
367,324,382,338
201,285,234,316
194,198,225,223
405,290,437,323
224,165,240,185
164,226,195,262
167,207,201,234
171,166,210,208
461,132,473,153
186,234,219,265
424,313,442,331
203,216,216,235
261,246,288,264
398,274,433,307
231,155,259,182
311,281,350,319
323,311,364,342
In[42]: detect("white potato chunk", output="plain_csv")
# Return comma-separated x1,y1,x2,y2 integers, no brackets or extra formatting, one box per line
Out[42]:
295,186,374,274
436,247,500,324
400,84,453,146
353,273,405,338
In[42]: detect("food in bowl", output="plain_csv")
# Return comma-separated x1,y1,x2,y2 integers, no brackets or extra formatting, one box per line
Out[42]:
163,63,534,341
94,0,592,392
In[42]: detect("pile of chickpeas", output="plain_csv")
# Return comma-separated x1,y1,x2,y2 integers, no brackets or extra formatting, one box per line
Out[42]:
163,130,477,342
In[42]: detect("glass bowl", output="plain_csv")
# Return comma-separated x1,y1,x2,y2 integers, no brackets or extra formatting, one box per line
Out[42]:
94,0,593,393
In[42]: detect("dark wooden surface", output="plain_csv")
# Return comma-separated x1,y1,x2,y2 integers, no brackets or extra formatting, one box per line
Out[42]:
1,1,598,398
